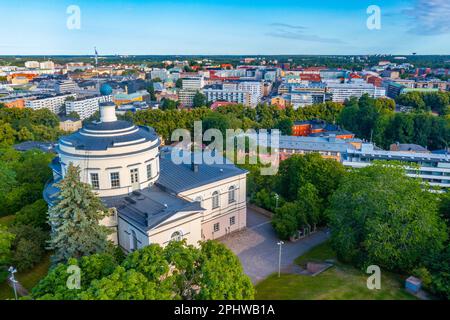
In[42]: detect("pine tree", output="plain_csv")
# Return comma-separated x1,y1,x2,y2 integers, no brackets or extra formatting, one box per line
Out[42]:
48,164,111,265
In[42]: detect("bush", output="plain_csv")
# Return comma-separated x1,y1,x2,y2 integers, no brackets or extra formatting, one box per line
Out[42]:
9,225,48,271
12,238,43,271
13,199,49,230
412,267,432,288
251,189,282,212
272,203,298,240
427,247,450,300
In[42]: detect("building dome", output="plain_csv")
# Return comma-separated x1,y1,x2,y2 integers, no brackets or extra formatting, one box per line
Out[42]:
100,83,113,96
55,102,161,197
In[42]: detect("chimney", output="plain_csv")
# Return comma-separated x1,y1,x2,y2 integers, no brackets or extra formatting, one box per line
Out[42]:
100,102,117,122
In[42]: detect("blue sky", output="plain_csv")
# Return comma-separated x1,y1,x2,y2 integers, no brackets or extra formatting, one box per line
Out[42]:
0,0,449,55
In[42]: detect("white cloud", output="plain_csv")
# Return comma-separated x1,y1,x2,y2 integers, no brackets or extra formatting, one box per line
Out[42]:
405,0,450,35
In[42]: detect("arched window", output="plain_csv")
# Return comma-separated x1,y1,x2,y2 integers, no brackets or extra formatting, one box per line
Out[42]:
170,231,183,242
228,186,236,204
212,191,220,209
130,230,138,252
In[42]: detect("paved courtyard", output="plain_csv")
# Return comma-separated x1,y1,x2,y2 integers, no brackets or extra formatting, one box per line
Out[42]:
220,208,330,284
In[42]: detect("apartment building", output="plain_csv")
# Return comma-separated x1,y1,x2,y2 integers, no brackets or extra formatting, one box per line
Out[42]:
25,93,76,114
326,82,386,102
344,143,450,190
65,95,113,120
203,86,251,106
181,77,204,90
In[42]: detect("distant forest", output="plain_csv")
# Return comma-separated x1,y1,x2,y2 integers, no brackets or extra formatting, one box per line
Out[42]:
1,55,450,69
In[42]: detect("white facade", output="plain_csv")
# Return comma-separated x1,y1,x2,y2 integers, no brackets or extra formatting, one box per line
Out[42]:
39,61,55,70
344,144,450,190
150,69,169,81
25,61,40,69
55,80,79,94
178,89,197,107
65,95,112,120
46,103,248,253
26,94,76,114
182,77,204,90
203,88,251,106
327,82,386,102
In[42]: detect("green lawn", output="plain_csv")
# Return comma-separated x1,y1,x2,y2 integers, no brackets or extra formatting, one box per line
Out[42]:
255,241,416,300
0,253,51,300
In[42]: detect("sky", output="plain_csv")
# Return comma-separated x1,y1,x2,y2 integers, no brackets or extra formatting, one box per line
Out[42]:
0,0,449,55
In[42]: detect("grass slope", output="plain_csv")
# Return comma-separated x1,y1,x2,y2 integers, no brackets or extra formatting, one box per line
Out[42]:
255,241,416,300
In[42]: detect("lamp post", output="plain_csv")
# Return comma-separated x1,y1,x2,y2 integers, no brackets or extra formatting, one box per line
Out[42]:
274,193,279,209
277,241,284,277
8,266,18,300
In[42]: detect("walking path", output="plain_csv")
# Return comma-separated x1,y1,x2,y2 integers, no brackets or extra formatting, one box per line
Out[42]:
221,208,330,284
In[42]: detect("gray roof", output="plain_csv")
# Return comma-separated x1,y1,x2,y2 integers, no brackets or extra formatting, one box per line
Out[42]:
393,144,429,153
59,123,158,152
277,135,359,153
102,185,204,232
157,151,248,193
14,141,55,153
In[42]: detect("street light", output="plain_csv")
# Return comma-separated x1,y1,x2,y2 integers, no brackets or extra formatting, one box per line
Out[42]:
274,193,279,209
277,241,284,277
8,266,18,300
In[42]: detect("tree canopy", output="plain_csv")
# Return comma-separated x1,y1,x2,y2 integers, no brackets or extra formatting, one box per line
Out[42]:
32,240,254,300
327,162,448,272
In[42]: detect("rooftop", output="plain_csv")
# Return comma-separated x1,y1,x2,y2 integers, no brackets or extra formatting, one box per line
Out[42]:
158,151,248,193
102,185,204,232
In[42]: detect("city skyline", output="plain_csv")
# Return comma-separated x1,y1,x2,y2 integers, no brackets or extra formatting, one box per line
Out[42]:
1,0,450,55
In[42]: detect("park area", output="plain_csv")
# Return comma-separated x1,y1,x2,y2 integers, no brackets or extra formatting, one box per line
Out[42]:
255,241,416,300
0,215,50,300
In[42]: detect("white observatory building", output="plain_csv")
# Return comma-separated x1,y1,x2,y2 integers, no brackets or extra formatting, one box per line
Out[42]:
45,102,247,252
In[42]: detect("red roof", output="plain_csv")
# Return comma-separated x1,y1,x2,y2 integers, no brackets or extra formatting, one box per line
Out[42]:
210,101,237,110
300,74,321,82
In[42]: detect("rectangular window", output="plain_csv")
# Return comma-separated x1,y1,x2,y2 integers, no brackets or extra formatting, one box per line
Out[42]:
230,216,235,226
146,164,152,180
90,173,99,190
130,168,139,184
213,223,220,233
110,172,120,188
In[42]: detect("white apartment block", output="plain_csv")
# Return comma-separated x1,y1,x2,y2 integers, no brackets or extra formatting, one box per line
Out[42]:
178,89,197,107
203,88,251,107
181,77,204,90
55,80,80,94
290,92,314,109
327,82,386,102
26,94,76,114
65,95,113,120
344,144,450,191
150,69,169,81
39,61,55,70
25,61,40,69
